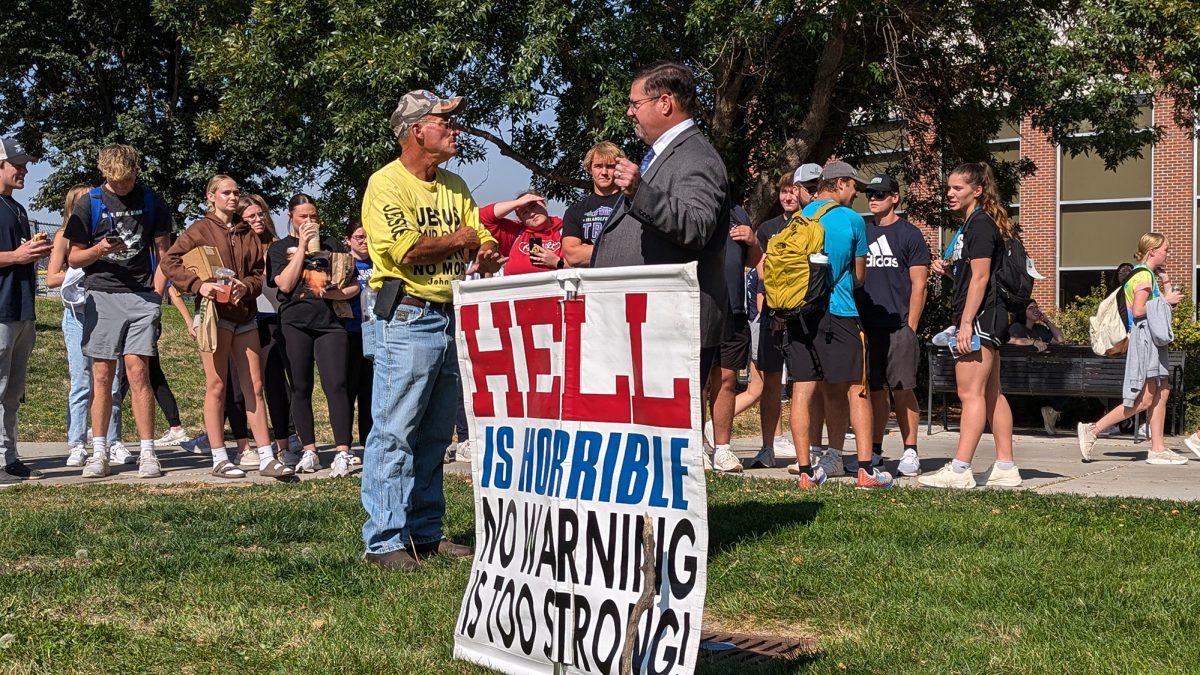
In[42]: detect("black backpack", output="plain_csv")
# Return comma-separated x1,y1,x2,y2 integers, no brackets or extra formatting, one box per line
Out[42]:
994,236,1034,313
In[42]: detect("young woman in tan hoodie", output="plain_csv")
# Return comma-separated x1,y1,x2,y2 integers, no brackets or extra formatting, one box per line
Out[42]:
161,175,294,479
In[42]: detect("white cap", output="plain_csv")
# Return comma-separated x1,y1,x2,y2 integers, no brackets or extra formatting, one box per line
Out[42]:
793,163,822,185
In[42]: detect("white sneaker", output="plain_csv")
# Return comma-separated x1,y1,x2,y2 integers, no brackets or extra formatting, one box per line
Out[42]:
1185,433,1200,460
138,452,163,479
66,443,88,467
748,446,775,469
897,448,921,476
917,463,976,489
181,433,210,455
712,444,742,473
1147,449,1188,465
296,451,321,473
814,448,843,478
1041,406,1060,436
108,441,133,465
82,453,110,478
154,427,190,447
239,449,258,470
1077,422,1096,462
1136,422,1149,438
457,439,474,463
702,450,713,471
844,452,882,475
330,452,352,477
703,419,714,450
985,463,1022,487
787,462,802,475
349,454,362,467
772,434,797,460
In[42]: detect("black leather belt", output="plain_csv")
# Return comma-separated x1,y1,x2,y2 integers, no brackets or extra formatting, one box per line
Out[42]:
399,295,452,313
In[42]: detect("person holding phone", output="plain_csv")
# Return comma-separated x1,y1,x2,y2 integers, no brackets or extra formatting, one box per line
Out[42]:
920,162,1020,489
480,191,565,275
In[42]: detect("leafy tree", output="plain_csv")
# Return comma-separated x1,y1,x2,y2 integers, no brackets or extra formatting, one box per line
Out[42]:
0,0,293,220
165,0,1200,225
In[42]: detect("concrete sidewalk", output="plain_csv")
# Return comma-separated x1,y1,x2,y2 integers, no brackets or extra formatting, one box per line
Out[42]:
4,429,1199,501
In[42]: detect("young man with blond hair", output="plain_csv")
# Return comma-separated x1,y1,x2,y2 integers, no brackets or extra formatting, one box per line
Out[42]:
561,140,626,267
65,144,173,479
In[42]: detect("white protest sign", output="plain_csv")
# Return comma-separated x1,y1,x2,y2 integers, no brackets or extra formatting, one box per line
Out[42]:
452,264,709,675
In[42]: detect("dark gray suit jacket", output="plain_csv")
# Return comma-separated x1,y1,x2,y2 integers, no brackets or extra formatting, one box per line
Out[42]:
591,124,730,348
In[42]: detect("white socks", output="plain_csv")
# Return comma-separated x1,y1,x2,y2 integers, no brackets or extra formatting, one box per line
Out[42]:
140,439,155,456
257,445,275,470
92,437,106,458
212,447,230,466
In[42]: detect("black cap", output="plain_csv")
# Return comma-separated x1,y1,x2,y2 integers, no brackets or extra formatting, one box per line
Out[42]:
865,174,900,193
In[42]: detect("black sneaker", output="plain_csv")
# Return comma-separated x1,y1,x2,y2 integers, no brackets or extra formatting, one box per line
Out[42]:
4,460,44,480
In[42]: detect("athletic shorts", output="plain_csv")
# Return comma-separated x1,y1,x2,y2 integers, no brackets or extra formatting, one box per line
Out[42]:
812,313,867,386
82,290,162,360
780,312,826,383
971,304,1010,349
866,325,920,391
217,318,258,336
718,313,751,370
749,318,761,365
757,311,787,373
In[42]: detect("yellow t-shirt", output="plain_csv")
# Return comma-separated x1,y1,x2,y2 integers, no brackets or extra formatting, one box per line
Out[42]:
361,159,496,303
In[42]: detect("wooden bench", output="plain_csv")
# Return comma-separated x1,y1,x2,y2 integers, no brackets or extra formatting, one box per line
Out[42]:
926,344,1186,436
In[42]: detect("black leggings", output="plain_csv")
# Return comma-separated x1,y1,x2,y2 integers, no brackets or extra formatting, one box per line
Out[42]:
258,318,294,441
346,331,373,446
113,355,182,428
281,324,351,447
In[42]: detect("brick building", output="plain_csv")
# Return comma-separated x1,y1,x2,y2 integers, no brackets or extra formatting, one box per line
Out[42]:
851,96,1196,310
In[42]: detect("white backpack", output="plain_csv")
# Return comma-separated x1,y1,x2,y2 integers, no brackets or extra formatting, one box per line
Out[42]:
1089,289,1127,356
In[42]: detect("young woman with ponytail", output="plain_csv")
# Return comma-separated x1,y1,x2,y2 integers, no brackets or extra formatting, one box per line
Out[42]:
920,162,1021,489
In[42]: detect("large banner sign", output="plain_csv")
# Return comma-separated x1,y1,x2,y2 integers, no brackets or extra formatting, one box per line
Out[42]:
453,263,709,675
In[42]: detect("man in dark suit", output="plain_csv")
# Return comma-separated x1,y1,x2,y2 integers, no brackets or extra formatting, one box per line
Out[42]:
591,61,731,382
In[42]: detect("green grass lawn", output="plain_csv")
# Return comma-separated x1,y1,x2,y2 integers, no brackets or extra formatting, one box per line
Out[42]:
0,476,1197,673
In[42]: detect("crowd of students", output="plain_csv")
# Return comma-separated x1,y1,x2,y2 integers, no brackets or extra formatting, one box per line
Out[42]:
0,133,1196,492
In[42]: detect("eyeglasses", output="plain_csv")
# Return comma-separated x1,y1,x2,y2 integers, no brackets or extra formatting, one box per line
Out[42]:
349,234,367,242
627,95,663,112
864,191,892,200
418,118,456,131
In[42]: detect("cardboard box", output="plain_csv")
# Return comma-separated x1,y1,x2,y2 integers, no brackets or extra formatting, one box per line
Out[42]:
181,245,225,282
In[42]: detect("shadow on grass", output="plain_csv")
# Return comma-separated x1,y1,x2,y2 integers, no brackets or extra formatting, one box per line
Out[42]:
706,500,822,556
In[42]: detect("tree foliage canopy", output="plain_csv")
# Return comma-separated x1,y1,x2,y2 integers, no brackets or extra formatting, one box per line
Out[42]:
5,0,1200,224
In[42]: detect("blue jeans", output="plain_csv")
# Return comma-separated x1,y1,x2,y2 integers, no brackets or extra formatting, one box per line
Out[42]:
361,304,457,554
63,306,123,445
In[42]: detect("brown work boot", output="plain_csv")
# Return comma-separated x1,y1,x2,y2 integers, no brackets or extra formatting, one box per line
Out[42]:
415,538,473,559
364,549,422,571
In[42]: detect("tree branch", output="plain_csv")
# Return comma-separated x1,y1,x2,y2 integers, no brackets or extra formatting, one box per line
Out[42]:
461,125,589,191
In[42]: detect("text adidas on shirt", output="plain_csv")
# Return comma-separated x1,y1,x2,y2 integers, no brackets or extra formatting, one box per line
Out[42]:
866,235,899,268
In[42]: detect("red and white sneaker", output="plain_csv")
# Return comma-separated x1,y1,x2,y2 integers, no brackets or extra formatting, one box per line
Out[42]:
797,466,827,490
856,467,895,490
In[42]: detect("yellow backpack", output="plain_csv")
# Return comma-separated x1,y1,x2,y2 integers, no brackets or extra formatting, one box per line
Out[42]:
762,201,837,317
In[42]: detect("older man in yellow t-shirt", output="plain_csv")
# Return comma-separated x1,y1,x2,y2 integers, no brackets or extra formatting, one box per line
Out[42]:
360,89,504,572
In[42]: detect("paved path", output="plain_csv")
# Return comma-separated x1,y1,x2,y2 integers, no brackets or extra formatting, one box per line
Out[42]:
5,429,1199,501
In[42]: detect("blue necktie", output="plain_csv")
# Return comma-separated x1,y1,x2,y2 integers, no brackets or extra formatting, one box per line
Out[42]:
591,149,656,265
639,148,656,173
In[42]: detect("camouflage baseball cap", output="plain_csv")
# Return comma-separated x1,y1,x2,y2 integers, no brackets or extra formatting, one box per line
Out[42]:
389,89,463,134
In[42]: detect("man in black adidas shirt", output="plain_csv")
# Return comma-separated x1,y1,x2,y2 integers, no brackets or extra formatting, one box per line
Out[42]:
0,138,51,481
856,174,930,477
561,141,625,267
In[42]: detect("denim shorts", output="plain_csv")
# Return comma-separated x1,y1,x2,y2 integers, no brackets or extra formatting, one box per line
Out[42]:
217,318,258,335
